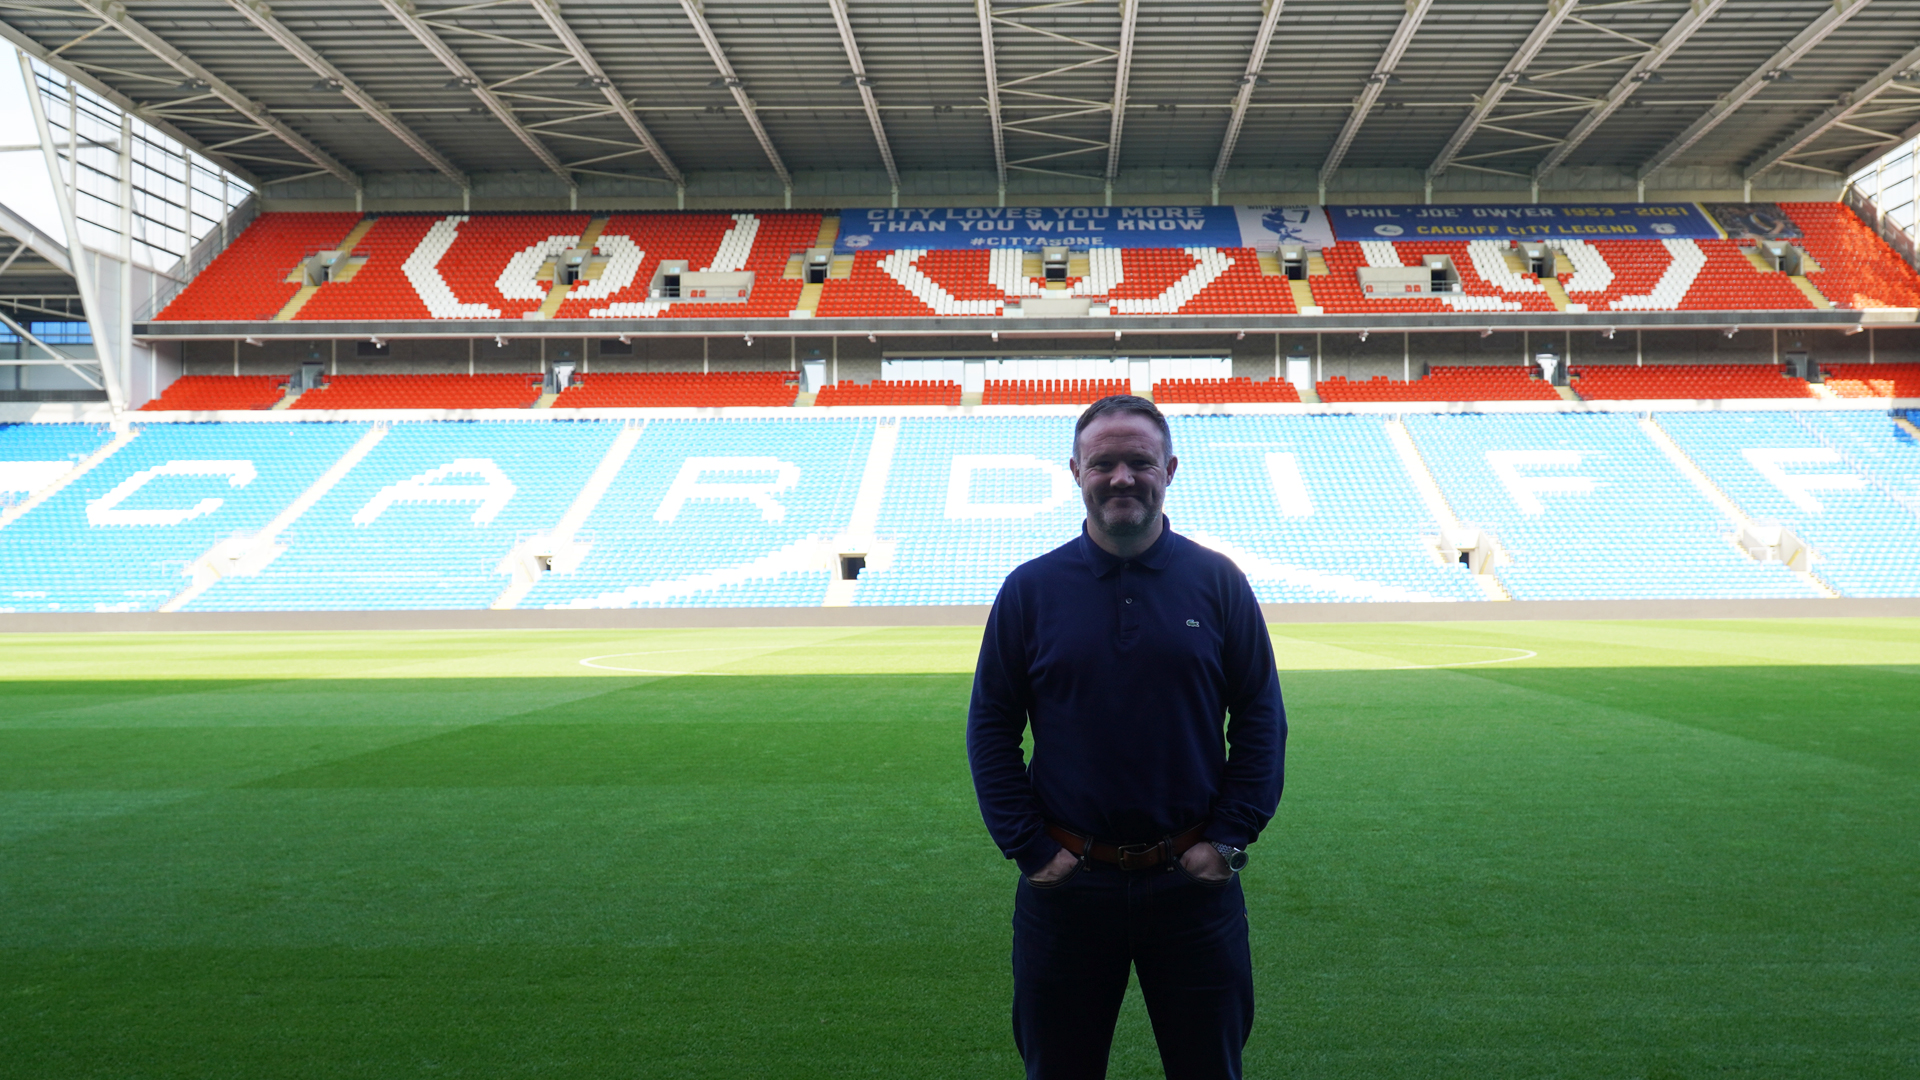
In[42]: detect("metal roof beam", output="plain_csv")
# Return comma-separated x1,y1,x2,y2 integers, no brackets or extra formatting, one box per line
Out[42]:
826,0,897,196
676,0,791,192
65,0,357,188
225,0,467,189
1103,0,1137,184
528,0,683,189
0,198,72,277
1210,0,1285,195
374,0,575,190
1639,0,1872,179
0,20,261,186
1427,0,1578,180
1750,42,1920,180
1320,0,1432,191
977,0,1006,196
1534,0,1728,182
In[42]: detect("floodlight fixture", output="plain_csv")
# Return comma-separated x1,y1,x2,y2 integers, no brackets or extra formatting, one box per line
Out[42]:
1723,327,1739,339
309,78,343,92
244,337,262,346
744,334,753,345
1358,330,1369,342
444,76,478,90
1763,69,1795,82
838,75,871,88
1845,324,1865,335
1634,70,1665,84
575,75,611,89
1603,327,1617,340
1480,328,1494,338
495,335,508,347
1235,331,1245,340
708,77,742,89
1239,74,1271,87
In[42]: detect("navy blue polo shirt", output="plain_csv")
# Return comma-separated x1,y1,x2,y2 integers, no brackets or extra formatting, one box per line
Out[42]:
967,518,1287,874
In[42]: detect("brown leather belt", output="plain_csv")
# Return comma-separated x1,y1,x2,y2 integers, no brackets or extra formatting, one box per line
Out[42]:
1046,822,1209,872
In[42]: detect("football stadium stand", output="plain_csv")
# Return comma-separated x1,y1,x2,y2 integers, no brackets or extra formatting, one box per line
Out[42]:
154,212,362,322
290,374,544,411
1572,364,1815,400
0,422,375,611
143,205,1920,322
5,407,1917,614
551,372,799,409
140,375,290,412
1153,378,1300,404
1824,364,1920,398
524,418,873,609
1318,367,1559,402
1780,202,1920,310
1403,412,1817,601
814,381,964,407
982,380,1131,405
1657,411,1920,599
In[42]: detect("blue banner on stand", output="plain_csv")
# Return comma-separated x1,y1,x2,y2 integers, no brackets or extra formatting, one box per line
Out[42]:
833,206,1329,253
1326,203,1719,242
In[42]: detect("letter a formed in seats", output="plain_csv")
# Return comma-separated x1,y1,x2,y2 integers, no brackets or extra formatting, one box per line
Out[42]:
87,460,257,526
354,458,516,526
655,457,801,522
1485,450,1597,516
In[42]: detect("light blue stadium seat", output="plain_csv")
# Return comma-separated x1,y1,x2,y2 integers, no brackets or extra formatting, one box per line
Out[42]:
1406,412,1813,600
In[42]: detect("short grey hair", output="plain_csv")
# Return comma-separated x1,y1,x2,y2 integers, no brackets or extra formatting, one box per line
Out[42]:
1072,394,1172,462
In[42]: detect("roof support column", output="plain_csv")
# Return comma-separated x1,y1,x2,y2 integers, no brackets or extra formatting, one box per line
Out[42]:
17,51,119,411
826,0,899,199
1750,42,1920,180
1426,0,1577,182
528,0,684,188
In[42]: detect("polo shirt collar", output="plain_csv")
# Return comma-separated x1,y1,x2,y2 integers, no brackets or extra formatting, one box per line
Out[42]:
1078,516,1178,578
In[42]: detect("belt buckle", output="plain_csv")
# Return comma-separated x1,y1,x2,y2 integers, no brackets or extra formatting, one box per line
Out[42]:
1115,841,1158,871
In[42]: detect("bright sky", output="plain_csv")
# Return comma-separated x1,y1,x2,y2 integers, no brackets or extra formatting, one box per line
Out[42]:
0,55,65,243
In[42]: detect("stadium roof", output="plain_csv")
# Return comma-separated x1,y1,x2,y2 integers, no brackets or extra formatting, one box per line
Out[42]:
4,1,1919,204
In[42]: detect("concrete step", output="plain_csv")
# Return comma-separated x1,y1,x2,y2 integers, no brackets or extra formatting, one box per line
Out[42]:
578,216,610,248
1306,251,1329,276
1789,275,1831,309
961,390,983,406
793,391,816,408
1744,248,1776,274
1554,384,1581,402
1553,250,1574,276
816,216,840,249
1897,416,1920,442
1068,253,1090,277
796,281,824,313
1289,279,1317,311
1257,252,1283,276
532,391,558,409
273,283,322,322
1541,278,1571,312
828,255,855,279
336,217,377,253
1295,380,1321,404
270,389,303,410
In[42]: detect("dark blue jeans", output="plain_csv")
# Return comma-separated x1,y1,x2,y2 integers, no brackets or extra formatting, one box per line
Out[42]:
1011,858,1254,1080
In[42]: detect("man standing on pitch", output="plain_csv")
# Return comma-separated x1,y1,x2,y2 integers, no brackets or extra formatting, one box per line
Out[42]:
968,395,1287,1080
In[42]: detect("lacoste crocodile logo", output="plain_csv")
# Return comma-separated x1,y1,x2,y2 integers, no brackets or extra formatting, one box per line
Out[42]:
1186,619,1200,627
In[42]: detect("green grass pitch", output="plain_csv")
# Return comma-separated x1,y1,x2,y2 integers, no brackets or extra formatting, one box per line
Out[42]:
2,620,1917,1079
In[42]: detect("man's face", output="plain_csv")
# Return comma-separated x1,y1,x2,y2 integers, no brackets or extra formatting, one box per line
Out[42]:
1071,412,1176,540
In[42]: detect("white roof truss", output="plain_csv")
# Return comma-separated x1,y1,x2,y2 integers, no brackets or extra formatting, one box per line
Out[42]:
224,0,468,190
826,0,898,195
677,0,791,191
1534,0,1730,181
1320,0,1434,189
1639,0,1874,179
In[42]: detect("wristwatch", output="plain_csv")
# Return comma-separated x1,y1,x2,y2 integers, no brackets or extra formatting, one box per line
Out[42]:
1212,843,1248,872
